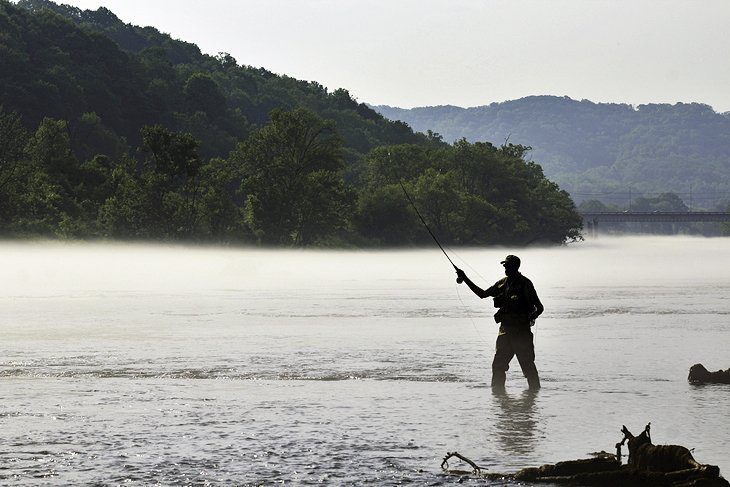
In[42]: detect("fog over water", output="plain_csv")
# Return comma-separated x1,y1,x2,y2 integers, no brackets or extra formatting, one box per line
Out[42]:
1,237,728,484
3,236,727,292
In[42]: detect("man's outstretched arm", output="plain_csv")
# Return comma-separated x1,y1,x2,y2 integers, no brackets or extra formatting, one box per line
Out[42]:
455,268,494,299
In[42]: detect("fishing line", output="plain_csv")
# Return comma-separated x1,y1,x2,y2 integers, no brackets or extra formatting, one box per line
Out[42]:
388,151,488,345
441,242,487,283
454,280,490,344
443,244,490,343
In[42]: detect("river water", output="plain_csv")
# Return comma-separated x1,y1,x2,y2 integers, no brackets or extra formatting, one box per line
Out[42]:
1,237,729,485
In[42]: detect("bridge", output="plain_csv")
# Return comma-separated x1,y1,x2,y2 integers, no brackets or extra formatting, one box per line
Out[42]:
579,211,730,236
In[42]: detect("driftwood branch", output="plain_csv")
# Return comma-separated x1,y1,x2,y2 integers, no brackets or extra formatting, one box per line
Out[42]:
440,451,481,474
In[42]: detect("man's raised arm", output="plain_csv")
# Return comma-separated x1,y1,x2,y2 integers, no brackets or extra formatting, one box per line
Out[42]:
455,267,497,299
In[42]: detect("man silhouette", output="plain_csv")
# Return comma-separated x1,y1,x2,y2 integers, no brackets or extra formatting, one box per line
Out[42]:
456,255,543,390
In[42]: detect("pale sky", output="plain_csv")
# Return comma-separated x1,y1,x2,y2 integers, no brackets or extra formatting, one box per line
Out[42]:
43,0,730,111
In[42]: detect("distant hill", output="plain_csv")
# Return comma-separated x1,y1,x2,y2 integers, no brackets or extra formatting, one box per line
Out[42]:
374,97,730,208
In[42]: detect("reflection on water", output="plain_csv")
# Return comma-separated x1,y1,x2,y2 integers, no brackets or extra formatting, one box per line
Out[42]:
492,389,539,456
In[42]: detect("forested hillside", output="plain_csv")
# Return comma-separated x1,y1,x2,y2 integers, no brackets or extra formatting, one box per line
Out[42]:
6,0,423,161
375,97,730,209
0,0,582,245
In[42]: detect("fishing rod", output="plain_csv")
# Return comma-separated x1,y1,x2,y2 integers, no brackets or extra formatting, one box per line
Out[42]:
391,153,462,283
389,153,493,347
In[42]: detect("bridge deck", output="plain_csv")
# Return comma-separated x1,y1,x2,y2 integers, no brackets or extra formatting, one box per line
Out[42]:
580,211,730,223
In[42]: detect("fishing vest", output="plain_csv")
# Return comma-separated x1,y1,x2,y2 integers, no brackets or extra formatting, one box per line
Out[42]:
493,274,534,328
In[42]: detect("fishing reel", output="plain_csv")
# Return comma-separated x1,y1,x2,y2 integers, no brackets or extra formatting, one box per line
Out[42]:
454,267,465,284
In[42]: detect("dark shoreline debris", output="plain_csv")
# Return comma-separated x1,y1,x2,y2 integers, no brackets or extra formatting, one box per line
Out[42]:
689,364,730,385
441,423,729,486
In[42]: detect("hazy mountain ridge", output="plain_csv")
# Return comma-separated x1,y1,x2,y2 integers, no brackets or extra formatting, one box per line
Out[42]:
374,97,730,207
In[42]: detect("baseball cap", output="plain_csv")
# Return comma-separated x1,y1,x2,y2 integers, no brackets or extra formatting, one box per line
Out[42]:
500,255,521,267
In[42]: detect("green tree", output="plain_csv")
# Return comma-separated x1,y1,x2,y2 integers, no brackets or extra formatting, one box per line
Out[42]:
28,118,79,193
195,156,247,241
631,192,688,212
410,168,462,243
353,184,419,245
0,109,31,231
97,154,149,238
357,140,583,245
0,117,75,236
0,110,29,188
231,107,351,245
184,73,227,120
99,125,203,239
578,199,610,212
71,112,128,163
364,144,436,186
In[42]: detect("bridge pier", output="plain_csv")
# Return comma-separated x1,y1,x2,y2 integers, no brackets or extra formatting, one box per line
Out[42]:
584,218,598,238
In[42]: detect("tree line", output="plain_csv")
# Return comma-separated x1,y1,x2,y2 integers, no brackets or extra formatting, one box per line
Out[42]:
0,107,582,245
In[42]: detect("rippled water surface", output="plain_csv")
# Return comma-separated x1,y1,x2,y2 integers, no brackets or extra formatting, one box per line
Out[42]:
2,238,729,485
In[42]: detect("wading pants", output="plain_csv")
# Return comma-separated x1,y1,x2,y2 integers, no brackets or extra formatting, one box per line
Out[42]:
491,329,540,390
